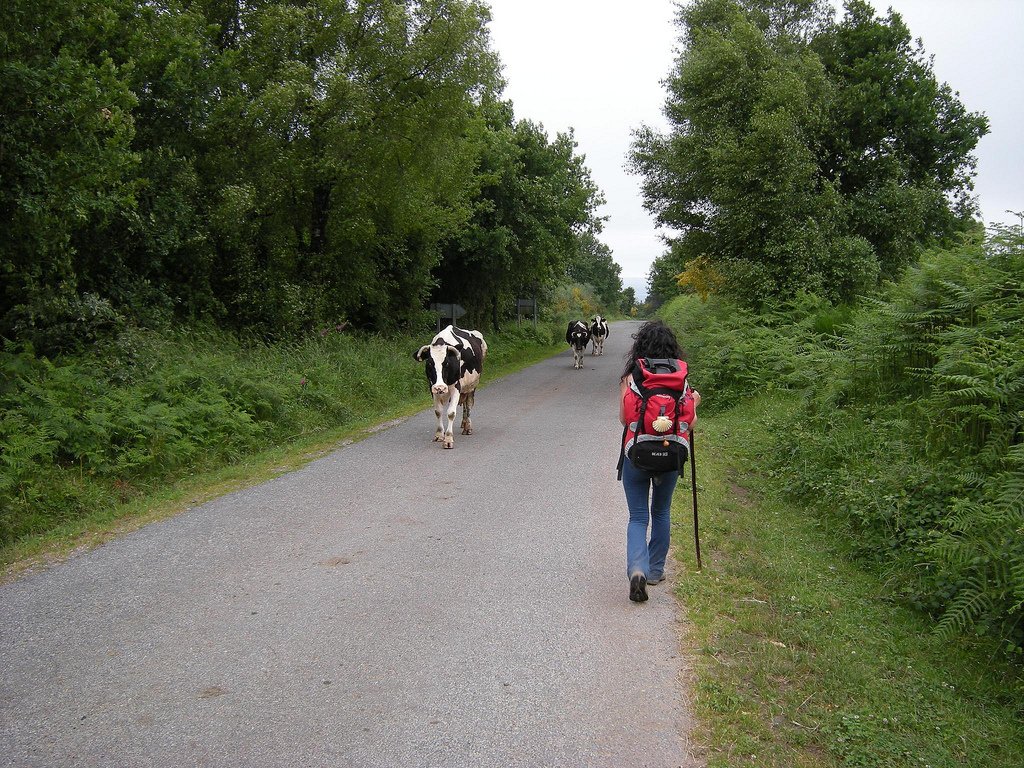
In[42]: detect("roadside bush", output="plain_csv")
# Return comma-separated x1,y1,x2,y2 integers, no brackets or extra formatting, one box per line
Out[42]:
543,283,602,330
4,290,125,357
661,226,1024,651
657,291,840,411
798,231,1022,646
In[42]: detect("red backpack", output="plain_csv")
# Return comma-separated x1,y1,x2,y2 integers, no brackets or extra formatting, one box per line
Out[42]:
617,358,695,479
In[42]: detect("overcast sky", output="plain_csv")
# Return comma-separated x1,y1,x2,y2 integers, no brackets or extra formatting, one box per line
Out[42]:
484,0,1024,299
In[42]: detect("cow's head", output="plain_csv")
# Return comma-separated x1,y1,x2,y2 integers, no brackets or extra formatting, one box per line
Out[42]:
414,343,462,395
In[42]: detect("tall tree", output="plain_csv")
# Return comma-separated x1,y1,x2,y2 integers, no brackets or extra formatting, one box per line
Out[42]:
567,231,623,312
620,286,637,314
0,0,140,347
812,0,990,277
629,0,988,307
196,0,501,333
433,100,604,330
1,0,503,343
645,249,688,310
92,1,223,321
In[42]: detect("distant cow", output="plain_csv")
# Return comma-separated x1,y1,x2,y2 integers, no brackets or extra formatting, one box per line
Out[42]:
413,325,487,449
565,320,591,370
589,315,609,356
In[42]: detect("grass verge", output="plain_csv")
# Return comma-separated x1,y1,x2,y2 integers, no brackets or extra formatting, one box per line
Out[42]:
672,394,1024,767
2,332,563,581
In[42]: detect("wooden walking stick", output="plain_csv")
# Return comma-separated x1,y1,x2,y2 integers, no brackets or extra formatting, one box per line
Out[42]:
690,430,702,570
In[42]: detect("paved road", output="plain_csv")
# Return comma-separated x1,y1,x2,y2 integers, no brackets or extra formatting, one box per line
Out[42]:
0,321,699,767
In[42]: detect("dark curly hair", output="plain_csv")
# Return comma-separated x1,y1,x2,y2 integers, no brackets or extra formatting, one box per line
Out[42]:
621,320,685,380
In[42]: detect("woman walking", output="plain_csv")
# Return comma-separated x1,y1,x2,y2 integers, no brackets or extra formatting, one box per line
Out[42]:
618,321,701,602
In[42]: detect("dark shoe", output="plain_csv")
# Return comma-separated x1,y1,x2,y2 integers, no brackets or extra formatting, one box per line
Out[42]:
629,572,648,602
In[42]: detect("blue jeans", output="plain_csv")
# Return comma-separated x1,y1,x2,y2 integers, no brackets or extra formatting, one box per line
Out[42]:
622,457,679,580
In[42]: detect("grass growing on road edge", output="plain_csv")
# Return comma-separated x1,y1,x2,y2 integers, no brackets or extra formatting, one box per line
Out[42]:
672,394,1024,767
1,327,564,580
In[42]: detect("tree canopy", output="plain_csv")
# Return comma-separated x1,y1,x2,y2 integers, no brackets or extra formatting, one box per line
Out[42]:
629,0,989,307
567,231,623,312
431,101,606,330
1,0,612,350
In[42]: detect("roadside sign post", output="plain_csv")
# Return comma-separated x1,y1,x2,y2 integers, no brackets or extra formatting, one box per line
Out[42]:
516,298,537,330
429,303,466,332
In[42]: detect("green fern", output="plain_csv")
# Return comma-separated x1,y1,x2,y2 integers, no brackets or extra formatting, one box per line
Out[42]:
935,578,997,640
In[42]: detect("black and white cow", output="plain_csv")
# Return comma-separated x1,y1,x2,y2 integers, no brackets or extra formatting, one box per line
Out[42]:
589,315,609,356
565,320,591,370
413,325,487,449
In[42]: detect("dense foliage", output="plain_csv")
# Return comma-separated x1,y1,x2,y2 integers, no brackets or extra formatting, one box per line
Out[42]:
1,0,614,350
0,0,625,553
431,101,613,330
661,224,1024,651
631,0,988,307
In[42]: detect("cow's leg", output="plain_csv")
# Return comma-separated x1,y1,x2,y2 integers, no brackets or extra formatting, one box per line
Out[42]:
432,394,445,442
443,390,459,448
460,389,475,435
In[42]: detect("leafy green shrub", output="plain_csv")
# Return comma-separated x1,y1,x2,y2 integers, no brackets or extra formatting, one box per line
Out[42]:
5,291,125,357
657,291,840,411
847,235,1019,641
543,283,603,330
662,225,1024,651
484,322,560,361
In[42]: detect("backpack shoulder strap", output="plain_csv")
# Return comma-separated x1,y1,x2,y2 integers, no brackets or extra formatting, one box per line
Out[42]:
618,366,648,481
616,421,628,480
629,362,655,398
617,372,640,481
